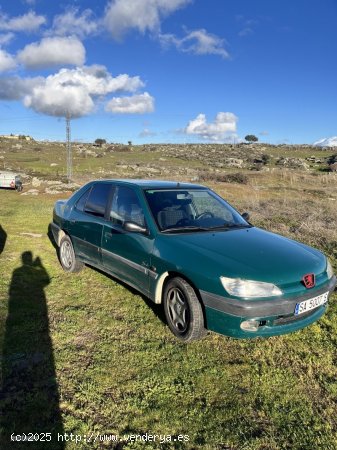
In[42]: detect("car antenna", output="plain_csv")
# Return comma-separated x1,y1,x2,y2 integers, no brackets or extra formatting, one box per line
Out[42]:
177,182,180,187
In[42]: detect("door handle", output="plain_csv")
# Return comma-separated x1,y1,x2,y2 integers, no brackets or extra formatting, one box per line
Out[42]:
104,231,112,240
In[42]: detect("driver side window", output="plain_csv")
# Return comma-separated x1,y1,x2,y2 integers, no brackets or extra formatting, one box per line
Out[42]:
110,186,145,227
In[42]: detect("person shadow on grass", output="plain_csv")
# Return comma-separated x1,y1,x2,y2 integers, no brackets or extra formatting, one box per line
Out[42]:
0,225,6,255
0,251,65,449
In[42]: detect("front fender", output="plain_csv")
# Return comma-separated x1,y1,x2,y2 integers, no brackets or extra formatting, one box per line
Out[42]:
150,235,222,302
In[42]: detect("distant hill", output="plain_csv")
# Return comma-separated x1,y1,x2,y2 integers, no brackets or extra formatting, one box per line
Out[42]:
313,136,337,147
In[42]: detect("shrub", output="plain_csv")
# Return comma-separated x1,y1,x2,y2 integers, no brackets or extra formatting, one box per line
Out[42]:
327,154,337,165
261,154,271,164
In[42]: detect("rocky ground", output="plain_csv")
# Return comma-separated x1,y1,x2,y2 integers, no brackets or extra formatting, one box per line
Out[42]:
1,139,336,195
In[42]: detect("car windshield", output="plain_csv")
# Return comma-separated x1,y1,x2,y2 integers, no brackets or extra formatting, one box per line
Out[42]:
144,188,250,232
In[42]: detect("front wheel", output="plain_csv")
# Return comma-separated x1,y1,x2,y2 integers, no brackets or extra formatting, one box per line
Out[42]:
59,235,84,273
163,277,206,342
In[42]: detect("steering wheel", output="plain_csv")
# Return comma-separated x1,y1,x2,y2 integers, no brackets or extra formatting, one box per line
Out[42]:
196,211,214,220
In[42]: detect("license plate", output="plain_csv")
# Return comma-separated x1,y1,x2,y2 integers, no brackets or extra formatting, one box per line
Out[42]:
295,292,329,315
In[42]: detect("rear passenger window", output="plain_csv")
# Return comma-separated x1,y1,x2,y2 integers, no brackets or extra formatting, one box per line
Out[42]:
84,183,111,217
75,187,91,212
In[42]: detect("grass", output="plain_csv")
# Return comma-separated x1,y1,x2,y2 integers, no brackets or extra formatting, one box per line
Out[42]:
0,149,337,449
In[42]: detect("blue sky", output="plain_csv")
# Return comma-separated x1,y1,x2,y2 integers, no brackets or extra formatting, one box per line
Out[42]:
0,0,336,145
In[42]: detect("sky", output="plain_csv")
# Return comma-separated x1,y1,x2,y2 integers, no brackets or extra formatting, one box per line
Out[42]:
0,0,336,145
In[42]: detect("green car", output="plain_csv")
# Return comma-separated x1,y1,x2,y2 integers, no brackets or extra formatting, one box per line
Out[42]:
51,179,336,342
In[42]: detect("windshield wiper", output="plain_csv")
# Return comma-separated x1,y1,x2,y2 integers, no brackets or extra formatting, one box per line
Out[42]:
206,223,252,231
161,223,252,233
161,226,209,233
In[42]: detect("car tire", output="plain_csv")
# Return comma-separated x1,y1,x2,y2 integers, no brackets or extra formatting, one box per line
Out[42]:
59,235,84,273
163,277,206,342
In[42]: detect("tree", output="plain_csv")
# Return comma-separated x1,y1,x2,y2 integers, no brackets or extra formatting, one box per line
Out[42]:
94,138,106,146
245,134,258,143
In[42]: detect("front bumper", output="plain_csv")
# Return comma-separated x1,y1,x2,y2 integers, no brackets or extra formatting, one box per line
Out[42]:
200,275,337,338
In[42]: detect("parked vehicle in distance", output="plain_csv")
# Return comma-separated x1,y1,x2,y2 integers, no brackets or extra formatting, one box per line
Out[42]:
0,171,23,191
50,179,336,342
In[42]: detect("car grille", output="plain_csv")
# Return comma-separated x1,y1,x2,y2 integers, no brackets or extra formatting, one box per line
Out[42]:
273,309,316,326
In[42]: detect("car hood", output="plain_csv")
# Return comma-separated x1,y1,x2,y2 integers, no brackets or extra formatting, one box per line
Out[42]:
159,227,325,284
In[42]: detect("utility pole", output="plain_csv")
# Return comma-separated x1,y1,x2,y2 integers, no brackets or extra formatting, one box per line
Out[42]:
66,113,72,182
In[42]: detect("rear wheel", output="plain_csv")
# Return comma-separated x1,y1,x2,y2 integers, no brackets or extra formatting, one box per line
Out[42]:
163,277,206,342
59,235,84,273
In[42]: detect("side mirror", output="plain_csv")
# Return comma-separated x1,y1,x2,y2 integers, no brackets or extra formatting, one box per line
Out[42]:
123,221,148,234
242,212,250,221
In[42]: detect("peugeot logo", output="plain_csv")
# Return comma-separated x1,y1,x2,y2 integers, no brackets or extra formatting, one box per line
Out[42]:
302,273,315,289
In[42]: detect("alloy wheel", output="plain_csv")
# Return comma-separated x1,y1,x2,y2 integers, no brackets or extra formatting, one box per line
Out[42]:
60,241,73,269
166,287,189,333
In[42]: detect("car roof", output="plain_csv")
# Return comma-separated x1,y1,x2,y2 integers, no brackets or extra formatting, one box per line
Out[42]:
91,179,207,190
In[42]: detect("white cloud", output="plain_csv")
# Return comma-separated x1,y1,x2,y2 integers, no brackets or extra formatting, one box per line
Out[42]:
0,11,46,32
238,27,253,37
0,59,150,118
237,16,258,38
17,37,86,69
0,76,43,100
104,0,191,39
139,128,157,137
159,28,229,58
24,80,95,118
80,65,144,93
0,32,15,46
17,65,146,118
185,112,238,141
106,92,154,114
49,8,98,39
0,49,16,72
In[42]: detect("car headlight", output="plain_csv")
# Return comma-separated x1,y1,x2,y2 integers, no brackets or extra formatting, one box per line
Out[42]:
220,276,282,298
327,259,334,279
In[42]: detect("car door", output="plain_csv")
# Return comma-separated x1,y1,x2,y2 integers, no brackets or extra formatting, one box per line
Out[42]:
101,185,154,296
68,183,112,266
